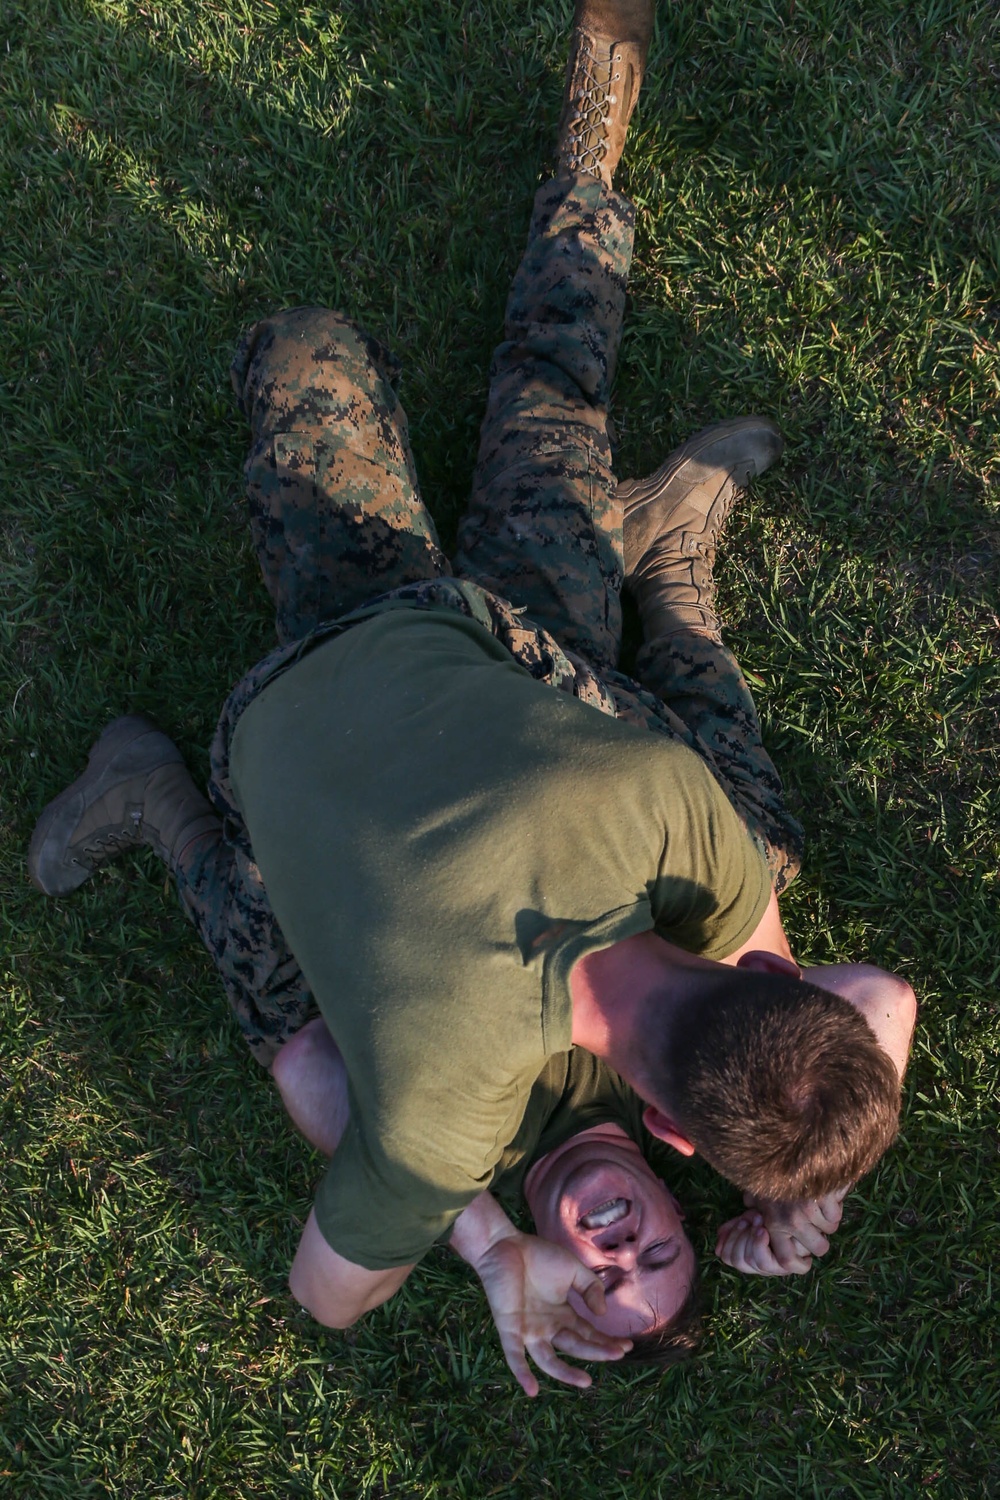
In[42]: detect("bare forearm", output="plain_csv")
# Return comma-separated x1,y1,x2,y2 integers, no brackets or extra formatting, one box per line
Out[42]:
802,963,916,1081
449,1191,520,1271
271,1017,351,1157
723,889,795,965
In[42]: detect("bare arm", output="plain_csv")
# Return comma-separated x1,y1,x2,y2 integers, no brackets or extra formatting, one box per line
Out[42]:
290,1180,631,1368
273,1022,416,1326
717,881,918,1079
720,894,917,1078
801,962,916,1082
273,1018,630,1368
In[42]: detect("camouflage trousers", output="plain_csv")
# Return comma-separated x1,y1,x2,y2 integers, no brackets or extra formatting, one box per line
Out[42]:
173,174,804,1067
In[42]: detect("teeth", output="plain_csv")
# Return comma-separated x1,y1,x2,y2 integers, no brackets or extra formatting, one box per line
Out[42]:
579,1197,629,1230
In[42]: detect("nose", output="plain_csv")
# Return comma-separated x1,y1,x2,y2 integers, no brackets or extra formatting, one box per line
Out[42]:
594,1226,639,1265
605,1237,638,1269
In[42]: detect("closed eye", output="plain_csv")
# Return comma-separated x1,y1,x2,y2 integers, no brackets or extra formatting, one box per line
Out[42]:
595,1239,682,1298
640,1238,681,1272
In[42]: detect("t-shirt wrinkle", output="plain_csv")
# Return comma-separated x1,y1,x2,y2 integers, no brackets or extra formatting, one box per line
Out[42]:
230,607,770,1269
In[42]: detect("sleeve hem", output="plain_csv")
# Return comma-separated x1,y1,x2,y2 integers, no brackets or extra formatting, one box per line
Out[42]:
701,852,772,962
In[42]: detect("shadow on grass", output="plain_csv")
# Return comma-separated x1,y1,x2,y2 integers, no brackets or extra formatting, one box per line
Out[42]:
3,5,1000,1490
4,0,996,1064
5,0,997,1266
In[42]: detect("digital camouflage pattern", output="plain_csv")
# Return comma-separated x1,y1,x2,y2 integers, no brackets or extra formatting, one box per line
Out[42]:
453,173,631,673
231,306,450,642
173,174,803,1067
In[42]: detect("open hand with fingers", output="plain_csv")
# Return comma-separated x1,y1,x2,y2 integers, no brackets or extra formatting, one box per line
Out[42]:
473,1230,633,1396
715,1188,848,1276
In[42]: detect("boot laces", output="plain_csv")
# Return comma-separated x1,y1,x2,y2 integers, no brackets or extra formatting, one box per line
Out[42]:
564,41,622,176
76,810,145,864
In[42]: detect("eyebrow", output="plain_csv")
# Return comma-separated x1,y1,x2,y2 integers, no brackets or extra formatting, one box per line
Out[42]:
604,1238,682,1297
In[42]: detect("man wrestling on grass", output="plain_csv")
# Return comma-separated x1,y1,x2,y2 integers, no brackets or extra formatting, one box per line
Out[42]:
29,0,915,1393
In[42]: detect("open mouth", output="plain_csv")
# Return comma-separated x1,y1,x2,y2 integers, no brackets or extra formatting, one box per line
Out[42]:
579,1196,629,1230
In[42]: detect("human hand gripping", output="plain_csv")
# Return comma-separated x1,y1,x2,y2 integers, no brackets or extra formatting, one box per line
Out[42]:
715,1188,848,1276
449,1190,631,1394
472,1228,633,1396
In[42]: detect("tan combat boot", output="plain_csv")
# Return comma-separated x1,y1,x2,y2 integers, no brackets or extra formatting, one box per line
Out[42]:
28,715,220,896
556,0,654,189
621,417,784,640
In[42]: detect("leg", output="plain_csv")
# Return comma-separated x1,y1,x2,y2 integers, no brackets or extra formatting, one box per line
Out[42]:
617,425,803,891
232,306,450,644
454,174,634,673
450,3,652,673
26,711,317,1061
33,312,438,1035
164,310,448,1055
271,1017,350,1157
28,715,219,896
172,825,317,1068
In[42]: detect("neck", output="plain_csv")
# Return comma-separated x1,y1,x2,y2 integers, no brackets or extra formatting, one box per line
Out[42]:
569,930,689,1082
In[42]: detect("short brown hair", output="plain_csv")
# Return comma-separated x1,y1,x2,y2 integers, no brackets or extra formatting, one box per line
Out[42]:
620,1275,701,1367
656,969,900,1199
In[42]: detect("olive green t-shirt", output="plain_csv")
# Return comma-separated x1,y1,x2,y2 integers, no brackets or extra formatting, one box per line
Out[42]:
230,607,769,1269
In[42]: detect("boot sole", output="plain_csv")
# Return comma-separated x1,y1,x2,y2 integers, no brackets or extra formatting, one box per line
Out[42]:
28,715,184,897
618,415,784,514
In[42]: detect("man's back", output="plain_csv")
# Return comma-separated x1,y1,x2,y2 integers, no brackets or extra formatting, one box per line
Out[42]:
228,604,769,1267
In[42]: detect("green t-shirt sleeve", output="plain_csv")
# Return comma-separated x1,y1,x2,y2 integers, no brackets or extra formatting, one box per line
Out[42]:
312,1125,486,1270
650,754,772,960
311,1062,537,1271
312,1127,476,1270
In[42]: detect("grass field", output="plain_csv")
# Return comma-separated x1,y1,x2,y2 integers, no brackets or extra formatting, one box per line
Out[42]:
2,0,999,1496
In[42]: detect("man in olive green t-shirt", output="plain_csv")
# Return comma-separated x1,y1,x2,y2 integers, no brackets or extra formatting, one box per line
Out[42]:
228,605,771,1271
29,0,915,1395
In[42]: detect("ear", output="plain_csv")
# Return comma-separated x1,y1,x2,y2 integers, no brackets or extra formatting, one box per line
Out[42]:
643,1105,696,1158
736,949,802,980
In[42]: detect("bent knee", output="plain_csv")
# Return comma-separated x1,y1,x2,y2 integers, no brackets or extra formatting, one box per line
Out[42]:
270,1014,336,1085
233,307,384,422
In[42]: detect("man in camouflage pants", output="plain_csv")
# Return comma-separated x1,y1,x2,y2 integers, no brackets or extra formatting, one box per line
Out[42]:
166,191,803,1072
30,0,915,1391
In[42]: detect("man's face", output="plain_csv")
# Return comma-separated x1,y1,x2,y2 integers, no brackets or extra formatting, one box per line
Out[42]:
525,1128,696,1339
